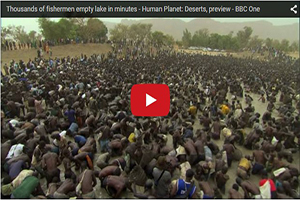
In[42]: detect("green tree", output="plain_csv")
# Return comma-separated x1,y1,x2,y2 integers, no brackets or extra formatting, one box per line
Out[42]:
272,39,281,50
279,39,289,52
222,32,235,50
38,18,57,40
182,29,192,47
38,18,107,42
28,30,37,41
230,37,241,51
110,23,152,42
248,35,263,49
70,18,88,40
56,18,78,39
110,24,129,42
11,26,30,43
1,27,12,42
128,23,152,41
85,18,107,40
209,33,221,49
70,18,88,27
164,34,175,46
151,31,165,47
191,28,209,47
151,31,174,47
289,41,299,52
264,38,273,48
236,26,253,49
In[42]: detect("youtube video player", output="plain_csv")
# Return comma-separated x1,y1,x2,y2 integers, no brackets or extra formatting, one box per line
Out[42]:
131,84,170,116
1,0,299,199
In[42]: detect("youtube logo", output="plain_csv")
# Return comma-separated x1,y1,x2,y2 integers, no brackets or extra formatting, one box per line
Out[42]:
131,84,170,117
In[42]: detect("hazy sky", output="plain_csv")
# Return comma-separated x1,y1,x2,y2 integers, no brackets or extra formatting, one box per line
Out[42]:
1,18,299,33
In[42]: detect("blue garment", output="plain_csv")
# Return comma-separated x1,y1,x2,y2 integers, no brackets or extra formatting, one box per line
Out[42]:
74,135,86,147
64,110,76,123
68,123,78,135
9,160,24,179
203,194,214,199
183,129,193,139
252,162,264,174
19,77,27,82
71,148,79,156
49,60,53,67
176,179,196,199
204,146,212,161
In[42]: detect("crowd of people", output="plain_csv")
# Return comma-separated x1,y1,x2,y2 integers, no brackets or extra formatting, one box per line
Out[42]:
1,43,300,199
2,37,109,52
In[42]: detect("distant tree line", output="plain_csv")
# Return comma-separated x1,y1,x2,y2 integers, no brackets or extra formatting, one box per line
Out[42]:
38,18,108,44
1,21,298,53
1,26,41,44
109,23,175,47
180,26,299,52
1,18,107,44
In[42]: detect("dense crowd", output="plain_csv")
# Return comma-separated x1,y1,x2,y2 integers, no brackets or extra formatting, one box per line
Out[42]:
1,45,300,199
2,37,107,52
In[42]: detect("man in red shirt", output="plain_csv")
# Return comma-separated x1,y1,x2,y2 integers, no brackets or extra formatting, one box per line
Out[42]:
259,170,277,199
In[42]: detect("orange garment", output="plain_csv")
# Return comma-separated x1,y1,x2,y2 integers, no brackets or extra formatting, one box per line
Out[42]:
189,106,197,115
86,155,93,170
221,104,230,115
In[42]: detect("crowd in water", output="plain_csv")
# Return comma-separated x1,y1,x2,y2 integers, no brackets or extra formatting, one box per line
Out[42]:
1,44,300,199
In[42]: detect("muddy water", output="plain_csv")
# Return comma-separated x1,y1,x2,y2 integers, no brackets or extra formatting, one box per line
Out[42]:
39,90,300,199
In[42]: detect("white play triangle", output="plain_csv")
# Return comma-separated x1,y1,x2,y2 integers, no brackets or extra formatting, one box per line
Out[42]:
146,93,157,107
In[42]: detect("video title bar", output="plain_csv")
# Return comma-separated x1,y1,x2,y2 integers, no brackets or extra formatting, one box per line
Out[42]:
1,1,299,17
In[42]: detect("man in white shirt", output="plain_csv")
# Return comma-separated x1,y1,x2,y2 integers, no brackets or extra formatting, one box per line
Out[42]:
6,144,25,160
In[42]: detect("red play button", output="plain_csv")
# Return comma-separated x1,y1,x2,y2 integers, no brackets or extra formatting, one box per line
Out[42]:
131,84,170,116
